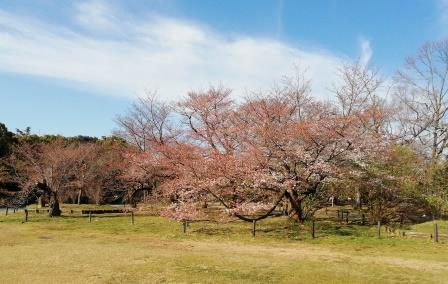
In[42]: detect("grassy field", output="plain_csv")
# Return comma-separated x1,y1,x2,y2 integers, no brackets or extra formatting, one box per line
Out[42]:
0,205,447,283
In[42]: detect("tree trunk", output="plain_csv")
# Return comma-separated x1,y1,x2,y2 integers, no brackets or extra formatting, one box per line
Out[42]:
285,190,303,223
355,190,361,209
37,196,43,208
77,189,82,205
48,191,61,217
130,190,137,208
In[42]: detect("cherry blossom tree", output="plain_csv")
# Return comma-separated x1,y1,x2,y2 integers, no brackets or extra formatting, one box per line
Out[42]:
120,70,390,224
13,139,95,216
115,91,174,150
115,91,177,207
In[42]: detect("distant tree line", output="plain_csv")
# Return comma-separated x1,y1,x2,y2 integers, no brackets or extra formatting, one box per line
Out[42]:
0,125,155,216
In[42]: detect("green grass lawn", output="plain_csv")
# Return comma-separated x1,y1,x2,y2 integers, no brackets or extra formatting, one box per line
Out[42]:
0,205,447,283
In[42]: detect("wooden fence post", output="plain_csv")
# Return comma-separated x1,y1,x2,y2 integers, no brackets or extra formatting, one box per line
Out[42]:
434,223,439,243
182,220,187,233
377,220,381,238
345,212,349,224
89,211,92,223
361,213,365,225
252,220,256,237
5,207,8,216
131,211,135,225
24,209,28,223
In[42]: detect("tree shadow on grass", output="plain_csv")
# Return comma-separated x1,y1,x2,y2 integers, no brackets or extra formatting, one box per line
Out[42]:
317,222,364,237
58,214,129,219
192,226,233,236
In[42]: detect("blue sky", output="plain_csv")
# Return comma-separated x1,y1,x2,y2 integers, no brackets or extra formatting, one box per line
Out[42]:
0,0,447,136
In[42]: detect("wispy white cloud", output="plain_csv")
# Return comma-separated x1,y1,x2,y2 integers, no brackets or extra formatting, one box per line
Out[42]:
0,0,346,100
74,0,119,31
358,38,372,67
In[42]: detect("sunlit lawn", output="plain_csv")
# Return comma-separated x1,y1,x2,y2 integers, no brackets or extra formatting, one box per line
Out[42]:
0,205,447,283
